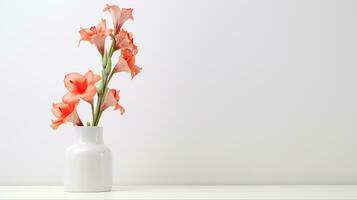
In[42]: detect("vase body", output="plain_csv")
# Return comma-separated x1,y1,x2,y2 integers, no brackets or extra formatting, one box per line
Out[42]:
64,127,112,192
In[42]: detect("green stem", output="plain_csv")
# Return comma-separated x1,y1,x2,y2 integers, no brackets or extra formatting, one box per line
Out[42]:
93,78,111,125
96,108,104,124
90,101,94,125
92,36,116,126
109,34,116,57
93,87,106,126
93,85,105,126
107,72,114,82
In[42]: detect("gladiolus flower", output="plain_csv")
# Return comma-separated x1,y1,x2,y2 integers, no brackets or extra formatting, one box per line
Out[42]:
101,89,125,114
51,100,82,129
113,48,142,79
63,70,101,103
114,29,138,54
79,19,112,55
103,4,133,34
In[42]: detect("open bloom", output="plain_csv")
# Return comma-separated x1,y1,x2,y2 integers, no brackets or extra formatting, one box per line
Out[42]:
113,48,142,79
63,70,101,103
103,4,133,34
101,89,125,114
79,19,112,55
114,29,138,53
51,100,81,129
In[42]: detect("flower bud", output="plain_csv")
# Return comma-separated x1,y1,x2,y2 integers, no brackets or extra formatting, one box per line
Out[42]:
102,51,108,68
105,58,112,75
97,79,104,94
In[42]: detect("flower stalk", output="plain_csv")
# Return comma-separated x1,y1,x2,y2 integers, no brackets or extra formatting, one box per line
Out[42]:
92,37,116,126
51,4,141,130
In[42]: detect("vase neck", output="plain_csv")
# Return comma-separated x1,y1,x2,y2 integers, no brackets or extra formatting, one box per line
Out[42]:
75,127,103,144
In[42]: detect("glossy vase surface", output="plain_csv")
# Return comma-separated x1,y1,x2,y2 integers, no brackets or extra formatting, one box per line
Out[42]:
64,127,112,192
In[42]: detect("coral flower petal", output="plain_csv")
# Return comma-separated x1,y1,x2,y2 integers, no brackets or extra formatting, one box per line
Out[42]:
63,71,101,103
51,100,81,129
80,85,97,103
101,89,125,115
64,73,85,92
91,35,106,55
78,19,112,55
62,92,78,104
104,4,133,34
114,29,138,54
85,70,101,84
113,49,142,79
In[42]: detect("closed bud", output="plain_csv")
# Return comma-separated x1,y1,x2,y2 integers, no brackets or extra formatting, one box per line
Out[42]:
102,51,108,68
105,58,112,75
97,79,104,94
101,69,107,80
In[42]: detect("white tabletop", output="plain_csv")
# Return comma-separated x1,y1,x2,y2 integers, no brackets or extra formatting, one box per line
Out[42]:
1,185,357,200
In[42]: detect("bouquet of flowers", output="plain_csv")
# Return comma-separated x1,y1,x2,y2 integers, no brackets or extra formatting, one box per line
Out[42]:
51,4,142,129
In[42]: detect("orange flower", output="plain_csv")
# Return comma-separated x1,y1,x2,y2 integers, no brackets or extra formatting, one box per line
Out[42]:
63,70,101,103
113,48,142,79
101,89,125,114
114,29,138,54
51,100,82,129
103,4,133,34
79,19,112,55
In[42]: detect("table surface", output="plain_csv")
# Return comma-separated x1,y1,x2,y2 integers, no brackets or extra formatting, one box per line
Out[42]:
1,185,357,200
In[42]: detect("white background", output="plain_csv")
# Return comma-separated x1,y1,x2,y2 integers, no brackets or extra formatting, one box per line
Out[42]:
0,0,356,185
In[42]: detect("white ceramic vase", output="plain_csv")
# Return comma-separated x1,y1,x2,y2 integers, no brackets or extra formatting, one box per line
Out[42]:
64,127,112,192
